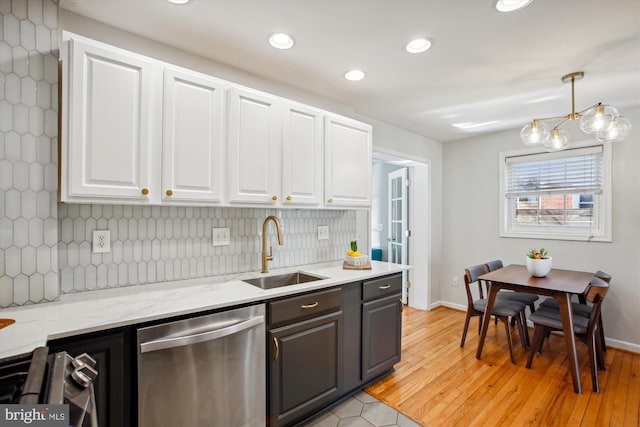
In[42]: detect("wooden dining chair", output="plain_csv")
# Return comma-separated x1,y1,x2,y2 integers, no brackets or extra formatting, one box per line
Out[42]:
485,259,539,314
538,270,611,352
526,277,609,393
461,264,529,364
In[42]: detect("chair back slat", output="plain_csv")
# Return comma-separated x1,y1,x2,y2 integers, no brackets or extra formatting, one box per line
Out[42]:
586,277,609,304
594,270,612,283
585,277,609,338
464,264,489,302
485,259,503,272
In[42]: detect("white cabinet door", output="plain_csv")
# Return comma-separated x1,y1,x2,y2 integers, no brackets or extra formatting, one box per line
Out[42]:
324,114,372,207
62,36,160,202
162,67,226,203
282,104,323,206
227,88,280,204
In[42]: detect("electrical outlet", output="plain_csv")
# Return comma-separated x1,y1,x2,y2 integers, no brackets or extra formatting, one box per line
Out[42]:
452,276,458,287
317,225,329,240
212,227,230,246
93,230,111,253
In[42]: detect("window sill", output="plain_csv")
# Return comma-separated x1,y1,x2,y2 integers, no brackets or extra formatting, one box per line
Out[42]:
499,230,611,242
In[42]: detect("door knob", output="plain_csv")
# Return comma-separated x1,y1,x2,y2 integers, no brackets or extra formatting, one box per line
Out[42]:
141,188,149,195
166,189,173,196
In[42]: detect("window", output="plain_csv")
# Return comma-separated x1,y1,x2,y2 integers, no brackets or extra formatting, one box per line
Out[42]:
499,142,611,241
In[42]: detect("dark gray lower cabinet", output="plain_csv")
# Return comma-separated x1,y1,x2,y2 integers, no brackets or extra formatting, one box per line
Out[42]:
362,294,402,382
48,329,132,427
361,274,403,383
267,274,403,426
268,289,344,427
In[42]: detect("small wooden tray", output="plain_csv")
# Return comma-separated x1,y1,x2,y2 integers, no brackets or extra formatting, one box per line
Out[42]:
343,261,372,270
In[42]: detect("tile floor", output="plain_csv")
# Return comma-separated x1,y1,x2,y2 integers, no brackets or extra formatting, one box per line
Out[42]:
303,391,422,427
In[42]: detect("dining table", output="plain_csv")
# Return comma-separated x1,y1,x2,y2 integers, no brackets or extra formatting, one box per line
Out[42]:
477,264,594,394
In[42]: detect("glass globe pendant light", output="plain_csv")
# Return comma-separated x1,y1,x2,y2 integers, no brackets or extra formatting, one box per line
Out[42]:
596,116,631,142
544,129,570,151
520,71,631,151
579,104,618,134
520,121,550,145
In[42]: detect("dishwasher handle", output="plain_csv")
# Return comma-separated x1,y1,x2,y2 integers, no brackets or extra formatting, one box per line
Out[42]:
140,315,264,354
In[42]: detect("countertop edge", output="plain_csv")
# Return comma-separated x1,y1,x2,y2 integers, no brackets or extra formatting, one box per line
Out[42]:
0,261,409,359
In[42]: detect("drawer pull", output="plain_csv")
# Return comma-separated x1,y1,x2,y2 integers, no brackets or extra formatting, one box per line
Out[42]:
273,336,280,361
379,284,391,290
301,302,319,309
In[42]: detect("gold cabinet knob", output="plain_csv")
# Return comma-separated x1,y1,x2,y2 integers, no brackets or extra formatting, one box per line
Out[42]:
141,188,149,195
166,189,173,197
286,195,292,201
327,198,333,203
272,195,277,201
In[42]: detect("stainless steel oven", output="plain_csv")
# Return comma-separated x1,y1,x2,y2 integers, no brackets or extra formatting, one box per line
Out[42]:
0,346,99,427
137,304,265,427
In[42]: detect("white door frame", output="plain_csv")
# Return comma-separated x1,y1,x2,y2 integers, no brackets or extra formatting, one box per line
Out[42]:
371,149,431,311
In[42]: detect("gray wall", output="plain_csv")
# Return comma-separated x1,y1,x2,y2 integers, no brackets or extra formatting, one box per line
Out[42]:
441,105,640,351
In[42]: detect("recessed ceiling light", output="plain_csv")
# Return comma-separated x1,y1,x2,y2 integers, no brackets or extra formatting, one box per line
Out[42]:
495,0,533,12
167,0,192,4
344,69,365,81
269,33,295,50
405,38,432,54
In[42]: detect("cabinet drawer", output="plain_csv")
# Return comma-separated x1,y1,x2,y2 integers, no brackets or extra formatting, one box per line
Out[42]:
362,274,402,302
269,287,342,327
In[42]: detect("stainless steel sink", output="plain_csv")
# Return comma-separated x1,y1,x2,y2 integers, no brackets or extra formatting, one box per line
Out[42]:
242,272,326,290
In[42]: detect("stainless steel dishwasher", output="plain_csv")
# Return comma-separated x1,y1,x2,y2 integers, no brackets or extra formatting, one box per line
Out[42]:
137,304,265,427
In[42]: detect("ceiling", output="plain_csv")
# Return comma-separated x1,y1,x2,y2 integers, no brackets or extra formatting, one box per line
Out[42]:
59,0,640,143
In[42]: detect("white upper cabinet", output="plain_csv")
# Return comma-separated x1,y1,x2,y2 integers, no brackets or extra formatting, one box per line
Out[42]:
61,35,161,203
61,33,372,209
282,103,324,206
227,87,281,204
61,33,226,205
324,114,373,207
227,89,324,206
162,66,226,203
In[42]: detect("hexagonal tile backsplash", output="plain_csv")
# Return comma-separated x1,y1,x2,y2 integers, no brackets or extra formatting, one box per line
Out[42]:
1,1,358,307
1,0,60,307
58,205,355,294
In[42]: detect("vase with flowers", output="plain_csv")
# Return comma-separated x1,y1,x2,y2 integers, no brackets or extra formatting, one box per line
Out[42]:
525,248,552,277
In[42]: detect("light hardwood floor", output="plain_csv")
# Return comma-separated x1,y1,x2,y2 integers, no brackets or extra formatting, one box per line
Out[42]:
364,306,640,427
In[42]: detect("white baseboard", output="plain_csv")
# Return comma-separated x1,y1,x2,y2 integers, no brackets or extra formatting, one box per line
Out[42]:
604,338,640,354
430,301,639,354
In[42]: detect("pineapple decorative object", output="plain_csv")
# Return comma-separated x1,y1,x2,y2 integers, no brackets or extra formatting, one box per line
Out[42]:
344,239,370,268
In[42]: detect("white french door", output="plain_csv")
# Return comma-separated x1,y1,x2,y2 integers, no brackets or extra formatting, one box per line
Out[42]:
387,168,409,303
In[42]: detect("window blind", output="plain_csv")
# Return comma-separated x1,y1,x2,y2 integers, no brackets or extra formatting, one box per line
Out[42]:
505,146,603,198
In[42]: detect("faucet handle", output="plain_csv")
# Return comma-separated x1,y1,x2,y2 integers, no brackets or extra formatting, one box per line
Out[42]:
267,245,273,258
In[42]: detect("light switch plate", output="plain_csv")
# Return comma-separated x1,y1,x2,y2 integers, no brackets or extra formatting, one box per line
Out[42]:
212,227,230,246
317,225,329,240
93,230,111,253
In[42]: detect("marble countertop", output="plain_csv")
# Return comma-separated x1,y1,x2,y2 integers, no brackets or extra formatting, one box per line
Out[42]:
0,261,408,359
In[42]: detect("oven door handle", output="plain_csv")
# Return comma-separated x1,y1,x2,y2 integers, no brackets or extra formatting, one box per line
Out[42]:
139,316,264,354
